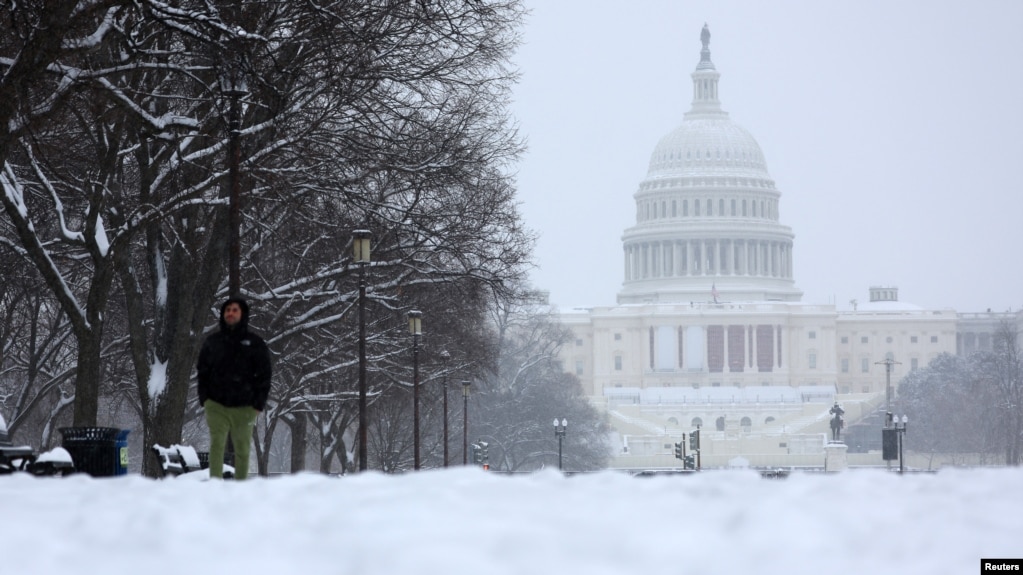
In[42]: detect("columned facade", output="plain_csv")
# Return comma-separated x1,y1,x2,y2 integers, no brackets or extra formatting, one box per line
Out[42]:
622,238,794,281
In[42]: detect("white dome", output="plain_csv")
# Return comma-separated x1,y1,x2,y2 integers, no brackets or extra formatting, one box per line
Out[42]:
617,25,801,305
647,118,771,180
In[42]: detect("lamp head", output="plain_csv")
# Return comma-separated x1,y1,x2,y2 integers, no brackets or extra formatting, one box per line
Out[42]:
352,229,371,263
408,310,422,335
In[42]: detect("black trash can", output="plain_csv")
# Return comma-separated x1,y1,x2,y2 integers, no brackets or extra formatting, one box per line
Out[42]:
59,427,122,477
115,429,131,475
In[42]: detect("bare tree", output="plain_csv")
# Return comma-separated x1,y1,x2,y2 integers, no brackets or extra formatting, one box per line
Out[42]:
974,322,1023,465
899,322,1023,466
468,288,613,472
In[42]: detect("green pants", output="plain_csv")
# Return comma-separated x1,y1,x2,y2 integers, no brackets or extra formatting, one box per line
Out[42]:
204,400,258,480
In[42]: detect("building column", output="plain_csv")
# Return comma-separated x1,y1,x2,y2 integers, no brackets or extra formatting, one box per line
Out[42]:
643,243,650,278
723,324,730,373
703,324,710,372
624,245,631,281
751,324,758,371
778,325,786,370
697,240,705,275
770,325,777,370
787,244,794,279
673,241,681,277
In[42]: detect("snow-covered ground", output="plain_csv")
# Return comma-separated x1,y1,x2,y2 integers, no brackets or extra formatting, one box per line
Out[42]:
1,467,1020,575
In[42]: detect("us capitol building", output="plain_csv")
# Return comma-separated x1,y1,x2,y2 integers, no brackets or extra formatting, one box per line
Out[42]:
556,25,1020,470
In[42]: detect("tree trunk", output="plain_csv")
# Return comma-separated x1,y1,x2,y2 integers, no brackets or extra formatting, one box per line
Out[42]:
69,332,103,426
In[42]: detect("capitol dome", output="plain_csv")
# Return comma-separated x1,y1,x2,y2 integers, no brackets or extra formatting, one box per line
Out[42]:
647,119,770,181
618,25,802,304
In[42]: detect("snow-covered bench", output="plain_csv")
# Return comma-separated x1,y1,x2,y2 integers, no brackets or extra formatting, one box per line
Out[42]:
152,444,234,479
0,412,73,475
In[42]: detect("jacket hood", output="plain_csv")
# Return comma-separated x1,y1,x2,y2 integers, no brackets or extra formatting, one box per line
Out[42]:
219,297,250,332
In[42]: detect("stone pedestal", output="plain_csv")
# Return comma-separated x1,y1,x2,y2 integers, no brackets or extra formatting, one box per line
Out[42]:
824,441,848,473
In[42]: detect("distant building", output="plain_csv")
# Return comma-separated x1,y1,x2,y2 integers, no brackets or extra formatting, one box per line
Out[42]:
556,26,1021,469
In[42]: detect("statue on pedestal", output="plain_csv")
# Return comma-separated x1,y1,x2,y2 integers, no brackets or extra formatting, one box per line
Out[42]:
829,402,845,441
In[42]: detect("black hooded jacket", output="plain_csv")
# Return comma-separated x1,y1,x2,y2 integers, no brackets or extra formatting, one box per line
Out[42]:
197,298,272,410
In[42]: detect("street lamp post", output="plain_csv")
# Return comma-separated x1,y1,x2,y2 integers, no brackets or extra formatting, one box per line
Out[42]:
353,230,371,471
553,418,567,471
894,414,908,474
876,358,901,470
439,350,451,467
461,380,471,465
408,310,422,470
220,66,248,297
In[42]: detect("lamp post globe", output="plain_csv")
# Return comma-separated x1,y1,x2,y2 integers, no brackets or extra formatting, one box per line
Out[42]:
553,418,567,471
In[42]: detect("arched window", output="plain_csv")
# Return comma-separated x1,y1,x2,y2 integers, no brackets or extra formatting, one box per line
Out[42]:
716,416,726,431
741,417,752,432
707,199,713,216
719,199,725,215
672,200,677,217
667,417,679,426
691,417,703,428
683,200,689,216
765,416,776,424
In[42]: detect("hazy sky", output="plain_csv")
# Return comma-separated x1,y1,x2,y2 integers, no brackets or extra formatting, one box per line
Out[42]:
510,1,1023,313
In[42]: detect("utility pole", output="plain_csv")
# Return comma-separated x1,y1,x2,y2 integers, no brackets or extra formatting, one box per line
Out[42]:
876,358,902,423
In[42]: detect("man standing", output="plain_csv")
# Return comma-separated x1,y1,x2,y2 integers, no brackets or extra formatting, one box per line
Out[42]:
197,298,272,479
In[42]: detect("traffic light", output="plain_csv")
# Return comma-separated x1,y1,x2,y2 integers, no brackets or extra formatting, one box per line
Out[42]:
689,430,700,451
479,441,489,463
673,442,683,460
684,455,696,470
471,442,482,464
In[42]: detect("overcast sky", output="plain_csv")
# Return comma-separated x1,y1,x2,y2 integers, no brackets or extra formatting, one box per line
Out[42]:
509,0,1023,313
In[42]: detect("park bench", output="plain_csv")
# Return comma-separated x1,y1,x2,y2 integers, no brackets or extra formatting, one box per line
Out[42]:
152,444,234,479
0,413,73,475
